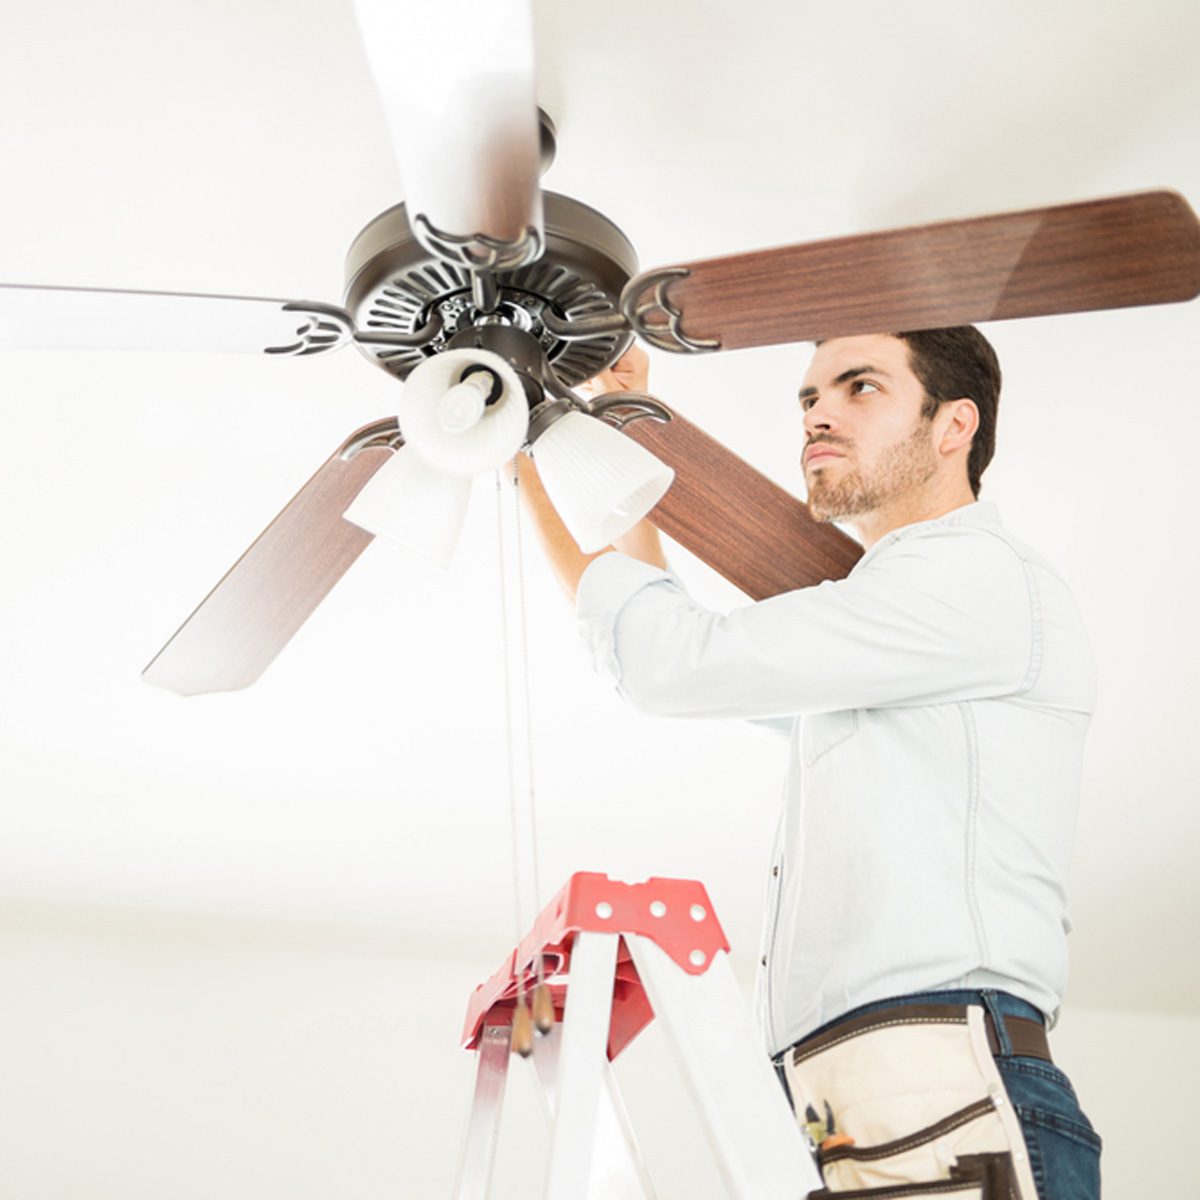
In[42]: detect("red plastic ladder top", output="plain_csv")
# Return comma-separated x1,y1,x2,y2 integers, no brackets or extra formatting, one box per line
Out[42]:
461,872,731,1061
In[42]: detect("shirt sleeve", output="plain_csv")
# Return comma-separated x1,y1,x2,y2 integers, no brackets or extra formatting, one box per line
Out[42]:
574,526,1036,719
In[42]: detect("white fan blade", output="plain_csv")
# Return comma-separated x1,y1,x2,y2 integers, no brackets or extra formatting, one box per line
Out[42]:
351,0,542,266
0,283,354,355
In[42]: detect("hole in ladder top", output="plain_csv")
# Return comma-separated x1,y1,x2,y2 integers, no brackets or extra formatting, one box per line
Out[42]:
594,901,613,919
690,904,707,922
649,900,667,918
689,949,707,967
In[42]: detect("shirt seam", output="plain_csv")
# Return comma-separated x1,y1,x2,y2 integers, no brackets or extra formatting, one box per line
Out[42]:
764,847,784,1052
942,525,1042,695
959,702,991,969
1016,558,1044,695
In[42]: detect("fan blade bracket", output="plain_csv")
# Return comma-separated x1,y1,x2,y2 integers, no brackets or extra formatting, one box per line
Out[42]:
587,391,673,431
621,267,721,354
263,302,357,357
352,308,444,350
539,306,629,342
338,417,404,461
411,213,544,275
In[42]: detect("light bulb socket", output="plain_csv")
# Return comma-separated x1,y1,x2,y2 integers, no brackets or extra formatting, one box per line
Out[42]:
447,324,547,409
458,363,504,407
526,397,575,446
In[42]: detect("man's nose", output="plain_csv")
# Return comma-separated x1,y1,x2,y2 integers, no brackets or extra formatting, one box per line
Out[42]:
803,398,835,435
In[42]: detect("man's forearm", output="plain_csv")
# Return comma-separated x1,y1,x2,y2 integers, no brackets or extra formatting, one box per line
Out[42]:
516,453,666,602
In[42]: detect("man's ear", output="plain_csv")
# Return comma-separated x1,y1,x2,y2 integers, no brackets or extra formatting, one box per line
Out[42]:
937,398,979,457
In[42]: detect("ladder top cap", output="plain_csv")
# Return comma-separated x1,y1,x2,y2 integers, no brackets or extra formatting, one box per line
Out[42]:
462,872,732,1054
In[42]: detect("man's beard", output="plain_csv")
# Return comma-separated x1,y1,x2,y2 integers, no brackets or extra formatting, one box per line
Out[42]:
807,421,937,523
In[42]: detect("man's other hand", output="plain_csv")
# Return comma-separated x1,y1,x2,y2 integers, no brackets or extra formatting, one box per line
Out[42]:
578,344,650,399
517,342,666,600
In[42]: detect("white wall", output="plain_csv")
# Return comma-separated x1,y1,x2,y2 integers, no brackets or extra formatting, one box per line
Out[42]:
1050,1005,1197,1198
0,908,1193,1197
0,908,718,1200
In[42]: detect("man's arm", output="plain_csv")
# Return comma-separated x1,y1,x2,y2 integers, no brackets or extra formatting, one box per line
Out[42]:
517,347,667,602
518,357,1030,722
586,532,1035,719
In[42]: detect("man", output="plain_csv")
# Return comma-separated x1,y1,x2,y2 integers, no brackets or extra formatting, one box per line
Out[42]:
517,329,1101,1199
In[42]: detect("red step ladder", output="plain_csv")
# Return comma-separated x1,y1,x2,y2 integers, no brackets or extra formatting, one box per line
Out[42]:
455,872,824,1199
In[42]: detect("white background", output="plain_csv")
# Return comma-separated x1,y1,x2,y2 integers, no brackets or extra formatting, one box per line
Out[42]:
0,0,1197,1195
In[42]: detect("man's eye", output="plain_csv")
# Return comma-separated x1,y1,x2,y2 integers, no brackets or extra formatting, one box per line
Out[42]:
801,396,817,411
850,379,880,395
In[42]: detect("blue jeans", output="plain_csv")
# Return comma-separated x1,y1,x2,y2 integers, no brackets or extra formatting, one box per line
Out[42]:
781,989,1102,1199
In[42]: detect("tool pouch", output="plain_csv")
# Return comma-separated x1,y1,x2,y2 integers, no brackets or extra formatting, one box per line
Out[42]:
782,1006,1039,1199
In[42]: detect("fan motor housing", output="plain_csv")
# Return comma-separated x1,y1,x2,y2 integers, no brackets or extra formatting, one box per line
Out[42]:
343,192,637,387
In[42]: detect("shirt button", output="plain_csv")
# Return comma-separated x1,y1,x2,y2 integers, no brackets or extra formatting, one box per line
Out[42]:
761,956,768,967
772,866,780,877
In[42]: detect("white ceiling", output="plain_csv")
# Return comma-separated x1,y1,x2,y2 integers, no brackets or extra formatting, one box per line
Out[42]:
0,0,1197,1016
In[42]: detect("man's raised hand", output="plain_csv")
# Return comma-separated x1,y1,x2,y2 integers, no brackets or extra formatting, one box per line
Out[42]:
578,344,650,398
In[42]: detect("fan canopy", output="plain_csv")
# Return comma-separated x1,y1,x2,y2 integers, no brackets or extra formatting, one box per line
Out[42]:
343,192,639,389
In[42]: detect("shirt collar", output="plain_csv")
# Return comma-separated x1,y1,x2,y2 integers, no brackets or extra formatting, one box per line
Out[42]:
853,501,1003,571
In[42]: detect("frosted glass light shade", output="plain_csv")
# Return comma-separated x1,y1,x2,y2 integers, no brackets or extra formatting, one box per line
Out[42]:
397,348,528,476
532,411,674,553
343,446,472,568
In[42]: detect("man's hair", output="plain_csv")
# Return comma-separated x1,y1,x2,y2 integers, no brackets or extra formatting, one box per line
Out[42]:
895,327,1001,498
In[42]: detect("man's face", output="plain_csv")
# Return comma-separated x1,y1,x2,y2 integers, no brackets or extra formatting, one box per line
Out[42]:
799,334,939,524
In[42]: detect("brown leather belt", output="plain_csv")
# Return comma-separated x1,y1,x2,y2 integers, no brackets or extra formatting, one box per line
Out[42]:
984,1012,1052,1062
790,1002,1053,1066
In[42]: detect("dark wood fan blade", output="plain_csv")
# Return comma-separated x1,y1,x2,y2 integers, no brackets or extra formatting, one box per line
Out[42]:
142,420,400,696
624,406,862,598
625,190,1200,352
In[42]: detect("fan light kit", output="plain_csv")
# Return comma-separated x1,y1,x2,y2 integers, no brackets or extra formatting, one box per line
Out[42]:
344,342,675,563
0,0,1194,696
342,440,473,571
528,410,675,555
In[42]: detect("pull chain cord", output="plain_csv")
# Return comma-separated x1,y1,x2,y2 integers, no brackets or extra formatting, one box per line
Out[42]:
495,463,547,1052
511,461,544,918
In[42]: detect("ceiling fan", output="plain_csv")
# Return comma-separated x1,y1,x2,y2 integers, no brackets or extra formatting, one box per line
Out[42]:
3,0,1197,698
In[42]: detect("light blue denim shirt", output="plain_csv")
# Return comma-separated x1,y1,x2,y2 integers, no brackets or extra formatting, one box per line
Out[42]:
575,501,1097,1053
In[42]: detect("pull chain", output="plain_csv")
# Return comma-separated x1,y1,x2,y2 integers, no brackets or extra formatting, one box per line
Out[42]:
494,469,526,946
495,463,550,1053
510,461,544,916
512,465,555,1037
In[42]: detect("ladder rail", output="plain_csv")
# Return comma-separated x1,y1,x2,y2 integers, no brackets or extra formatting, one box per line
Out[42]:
625,933,824,1199
453,1023,514,1200
531,1019,657,1200
543,931,620,1200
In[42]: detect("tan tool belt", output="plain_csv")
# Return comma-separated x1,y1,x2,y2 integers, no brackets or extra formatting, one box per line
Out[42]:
781,1004,1044,1199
